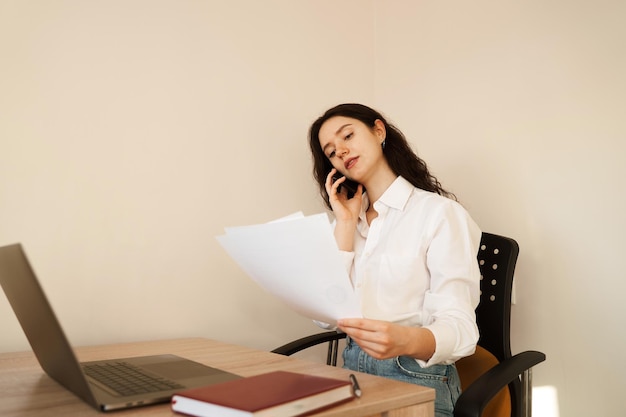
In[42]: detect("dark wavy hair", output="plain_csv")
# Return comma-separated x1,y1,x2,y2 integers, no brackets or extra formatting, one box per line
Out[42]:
309,103,456,209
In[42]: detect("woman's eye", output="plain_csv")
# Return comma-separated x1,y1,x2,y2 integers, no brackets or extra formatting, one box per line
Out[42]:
328,150,336,158
345,133,353,140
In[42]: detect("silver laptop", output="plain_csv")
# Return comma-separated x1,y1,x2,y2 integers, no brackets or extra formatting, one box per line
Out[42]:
0,243,241,412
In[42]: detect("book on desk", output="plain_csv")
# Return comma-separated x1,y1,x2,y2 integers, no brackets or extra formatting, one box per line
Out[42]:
171,370,356,417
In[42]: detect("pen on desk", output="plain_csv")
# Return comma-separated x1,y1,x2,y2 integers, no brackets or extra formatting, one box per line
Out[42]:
349,373,362,398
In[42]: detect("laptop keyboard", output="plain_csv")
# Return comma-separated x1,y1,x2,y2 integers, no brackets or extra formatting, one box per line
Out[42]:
83,362,184,396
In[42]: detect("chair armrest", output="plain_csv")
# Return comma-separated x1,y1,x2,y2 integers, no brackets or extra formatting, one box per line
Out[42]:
454,350,546,417
271,331,346,356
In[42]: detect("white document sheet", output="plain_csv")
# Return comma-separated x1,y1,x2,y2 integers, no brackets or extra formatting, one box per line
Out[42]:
216,212,361,325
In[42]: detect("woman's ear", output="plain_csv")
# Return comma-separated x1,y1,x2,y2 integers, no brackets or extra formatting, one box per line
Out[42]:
374,119,386,142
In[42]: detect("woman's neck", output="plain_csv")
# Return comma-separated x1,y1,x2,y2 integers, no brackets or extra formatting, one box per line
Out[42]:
362,168,398,205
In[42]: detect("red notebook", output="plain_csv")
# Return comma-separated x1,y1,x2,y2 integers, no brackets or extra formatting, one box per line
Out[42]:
171,370,355,417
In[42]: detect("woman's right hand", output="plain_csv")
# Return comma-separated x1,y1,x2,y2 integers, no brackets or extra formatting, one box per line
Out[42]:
325,169,362,251
325,169,362,220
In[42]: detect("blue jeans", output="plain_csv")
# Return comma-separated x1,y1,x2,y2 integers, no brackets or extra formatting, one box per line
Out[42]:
342,337,461,417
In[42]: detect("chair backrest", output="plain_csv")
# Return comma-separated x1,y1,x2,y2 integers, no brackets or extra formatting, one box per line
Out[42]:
472,232,520,416
476,232,518,362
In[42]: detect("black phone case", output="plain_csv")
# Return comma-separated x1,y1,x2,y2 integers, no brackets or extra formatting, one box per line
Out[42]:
332,173,360,198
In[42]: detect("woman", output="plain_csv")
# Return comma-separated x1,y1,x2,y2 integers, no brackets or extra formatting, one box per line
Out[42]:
309,103,481,417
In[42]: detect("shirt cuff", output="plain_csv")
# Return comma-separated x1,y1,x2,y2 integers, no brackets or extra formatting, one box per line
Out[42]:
339,250,355,272
418,320,477,368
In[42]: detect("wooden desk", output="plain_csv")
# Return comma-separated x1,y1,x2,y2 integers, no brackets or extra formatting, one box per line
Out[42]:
0,338,434,417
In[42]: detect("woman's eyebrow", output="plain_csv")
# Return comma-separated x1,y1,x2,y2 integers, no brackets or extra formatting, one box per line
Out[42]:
322,123,353,153
335,123,352,135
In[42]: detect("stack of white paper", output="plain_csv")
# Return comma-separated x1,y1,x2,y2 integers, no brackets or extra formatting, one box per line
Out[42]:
216,212,361,324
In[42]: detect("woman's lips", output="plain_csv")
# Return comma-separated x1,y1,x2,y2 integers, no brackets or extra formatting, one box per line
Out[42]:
344,157,358,170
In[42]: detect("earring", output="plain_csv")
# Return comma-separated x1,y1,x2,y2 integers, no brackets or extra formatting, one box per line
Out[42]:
381,140,386,150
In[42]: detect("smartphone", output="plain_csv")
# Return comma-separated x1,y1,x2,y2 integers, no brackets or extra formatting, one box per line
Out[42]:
332,172,360,199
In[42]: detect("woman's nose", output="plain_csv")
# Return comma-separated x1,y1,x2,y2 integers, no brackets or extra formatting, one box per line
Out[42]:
335,145,348,158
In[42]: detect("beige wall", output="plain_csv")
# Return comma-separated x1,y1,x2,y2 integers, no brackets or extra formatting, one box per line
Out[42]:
1,1,624,416
373,2,626,416
0,0,375,350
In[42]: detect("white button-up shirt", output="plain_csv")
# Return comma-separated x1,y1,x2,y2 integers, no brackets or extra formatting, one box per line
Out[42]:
339,176,481,367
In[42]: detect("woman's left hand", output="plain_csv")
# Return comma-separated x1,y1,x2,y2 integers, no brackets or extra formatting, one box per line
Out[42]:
337,318,435,361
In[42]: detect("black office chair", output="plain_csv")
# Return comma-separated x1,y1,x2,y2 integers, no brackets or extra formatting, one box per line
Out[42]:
272,232,546,417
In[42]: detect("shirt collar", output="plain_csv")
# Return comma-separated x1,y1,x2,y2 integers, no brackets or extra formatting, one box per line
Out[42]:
362,176,414,213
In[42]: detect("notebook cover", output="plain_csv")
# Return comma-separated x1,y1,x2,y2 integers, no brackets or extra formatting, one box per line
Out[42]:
171,370,352,413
